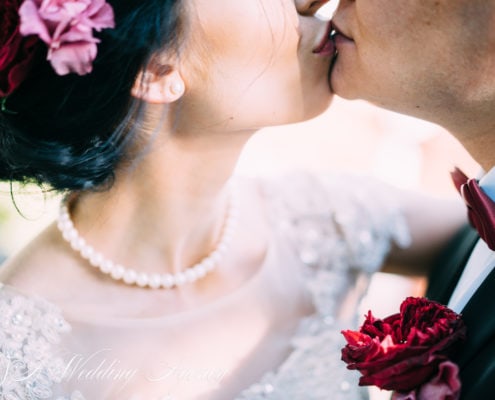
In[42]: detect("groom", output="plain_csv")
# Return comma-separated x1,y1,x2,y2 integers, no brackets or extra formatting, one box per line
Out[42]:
331,0,495,398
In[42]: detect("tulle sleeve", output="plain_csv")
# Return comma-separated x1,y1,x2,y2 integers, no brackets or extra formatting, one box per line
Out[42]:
258,171,411,320
259,171,411,275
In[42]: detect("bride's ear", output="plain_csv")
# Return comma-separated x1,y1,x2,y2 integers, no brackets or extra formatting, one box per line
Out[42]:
131,66,185,104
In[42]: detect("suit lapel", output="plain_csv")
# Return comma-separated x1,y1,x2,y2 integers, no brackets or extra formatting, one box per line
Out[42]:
426,225,479,304
456,267,495,368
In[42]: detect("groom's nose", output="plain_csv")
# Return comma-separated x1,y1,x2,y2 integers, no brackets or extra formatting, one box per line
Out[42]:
296,0,331,16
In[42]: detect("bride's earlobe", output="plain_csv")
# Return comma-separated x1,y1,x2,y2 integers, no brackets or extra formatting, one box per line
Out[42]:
131,69,185,104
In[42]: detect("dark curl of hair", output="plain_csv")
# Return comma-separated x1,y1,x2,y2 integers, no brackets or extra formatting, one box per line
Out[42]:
0,0,183,192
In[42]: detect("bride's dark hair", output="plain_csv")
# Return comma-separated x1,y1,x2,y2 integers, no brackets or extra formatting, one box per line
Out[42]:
0,0,183,191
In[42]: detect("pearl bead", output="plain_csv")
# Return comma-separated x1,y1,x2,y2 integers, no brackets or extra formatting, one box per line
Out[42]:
110,265,125,280
203,258,215,272
195,264,207,278
170,80,185,96
89,252,103,267
136,273,149,288
123,270,137,284
100,260,114,273
81,246,94,260
209,251,221,264
217,243,228,254
149,274,162,289
185,269,198,283
68,228,78,241
161,274,175,289
175,273,187,286
62,229,72,242
71,237,85,252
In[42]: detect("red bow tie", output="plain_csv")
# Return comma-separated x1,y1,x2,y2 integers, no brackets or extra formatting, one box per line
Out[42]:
451,167,495,250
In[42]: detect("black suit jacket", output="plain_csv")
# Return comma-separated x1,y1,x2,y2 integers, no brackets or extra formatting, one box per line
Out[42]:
426,225,495,399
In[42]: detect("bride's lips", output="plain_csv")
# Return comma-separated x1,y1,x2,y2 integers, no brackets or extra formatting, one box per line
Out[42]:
312,21,335,57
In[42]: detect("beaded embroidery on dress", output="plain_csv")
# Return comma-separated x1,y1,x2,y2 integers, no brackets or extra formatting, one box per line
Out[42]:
0,283,83,400
0,173,410,399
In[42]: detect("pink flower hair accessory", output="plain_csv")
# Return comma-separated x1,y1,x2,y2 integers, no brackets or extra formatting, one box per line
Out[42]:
18,0,115,76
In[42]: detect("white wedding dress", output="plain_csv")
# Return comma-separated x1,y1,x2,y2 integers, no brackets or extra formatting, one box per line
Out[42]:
0,173,410,400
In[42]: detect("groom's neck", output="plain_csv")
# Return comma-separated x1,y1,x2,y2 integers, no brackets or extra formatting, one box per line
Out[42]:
453,124,495,172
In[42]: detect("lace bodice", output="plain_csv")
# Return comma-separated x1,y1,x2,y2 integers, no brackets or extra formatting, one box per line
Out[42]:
0,173,410,400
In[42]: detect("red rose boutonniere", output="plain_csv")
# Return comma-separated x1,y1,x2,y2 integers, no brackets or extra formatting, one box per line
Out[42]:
341,297,466,400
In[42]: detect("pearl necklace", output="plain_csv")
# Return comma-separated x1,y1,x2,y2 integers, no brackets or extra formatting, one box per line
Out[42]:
57,184,239,289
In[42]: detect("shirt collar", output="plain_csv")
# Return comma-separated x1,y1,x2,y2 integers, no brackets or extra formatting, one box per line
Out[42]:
479,167,495,201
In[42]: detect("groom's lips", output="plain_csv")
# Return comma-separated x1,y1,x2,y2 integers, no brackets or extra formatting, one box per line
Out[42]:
331,21,354,47
313,21,335,57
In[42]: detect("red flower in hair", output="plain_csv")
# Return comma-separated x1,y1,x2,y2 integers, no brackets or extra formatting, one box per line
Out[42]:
0,0,39,97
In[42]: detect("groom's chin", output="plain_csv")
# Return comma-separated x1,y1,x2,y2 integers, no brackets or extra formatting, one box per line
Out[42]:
291,94,335,124
327,56,338,95
328,68,352,102
329,74,366,103
328,53,365,100
311,94,335,120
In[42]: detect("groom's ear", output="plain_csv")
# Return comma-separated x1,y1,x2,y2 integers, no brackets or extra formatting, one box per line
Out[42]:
131,63,185,104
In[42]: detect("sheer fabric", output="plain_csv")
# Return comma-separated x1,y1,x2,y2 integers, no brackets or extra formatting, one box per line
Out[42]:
0,173,410,399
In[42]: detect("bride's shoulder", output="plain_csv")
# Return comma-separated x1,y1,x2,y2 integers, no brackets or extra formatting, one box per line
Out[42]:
253,170,401,217
0,222,80,301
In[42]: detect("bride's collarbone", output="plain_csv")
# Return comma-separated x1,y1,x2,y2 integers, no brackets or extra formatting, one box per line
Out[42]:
1,197,270,321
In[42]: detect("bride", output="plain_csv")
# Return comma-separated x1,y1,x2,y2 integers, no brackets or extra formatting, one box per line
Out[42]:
0,0,464,399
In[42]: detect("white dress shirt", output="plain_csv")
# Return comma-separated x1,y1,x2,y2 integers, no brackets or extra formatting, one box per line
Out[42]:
448,167,495,312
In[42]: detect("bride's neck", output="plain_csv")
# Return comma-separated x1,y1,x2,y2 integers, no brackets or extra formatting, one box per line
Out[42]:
70,133,248,275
